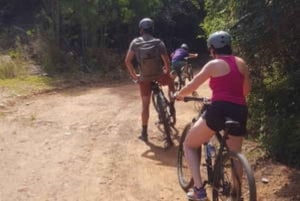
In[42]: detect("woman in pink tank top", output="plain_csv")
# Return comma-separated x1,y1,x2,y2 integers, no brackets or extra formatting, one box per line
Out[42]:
174,31,251,200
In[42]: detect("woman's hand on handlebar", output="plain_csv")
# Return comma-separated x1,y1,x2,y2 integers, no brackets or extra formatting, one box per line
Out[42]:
173,91,184,101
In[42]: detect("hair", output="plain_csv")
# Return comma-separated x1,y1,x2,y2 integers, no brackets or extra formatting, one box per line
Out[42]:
212,45,232,55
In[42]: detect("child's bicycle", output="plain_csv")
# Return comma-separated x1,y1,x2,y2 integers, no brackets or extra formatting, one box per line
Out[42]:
151,80,176,149
177,96,257,201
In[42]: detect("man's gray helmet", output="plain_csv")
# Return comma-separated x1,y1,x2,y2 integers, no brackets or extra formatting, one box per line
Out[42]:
207,31,231,49
139,18,154,29
180,43,189,50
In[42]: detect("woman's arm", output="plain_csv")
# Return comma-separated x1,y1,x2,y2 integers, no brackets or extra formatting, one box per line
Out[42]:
176,61,213,99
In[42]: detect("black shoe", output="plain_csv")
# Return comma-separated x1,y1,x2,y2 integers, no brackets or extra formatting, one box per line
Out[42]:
138,131,148,142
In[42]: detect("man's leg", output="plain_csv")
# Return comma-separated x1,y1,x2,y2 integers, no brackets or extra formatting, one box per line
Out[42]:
141,95,151,134
139,81,152,142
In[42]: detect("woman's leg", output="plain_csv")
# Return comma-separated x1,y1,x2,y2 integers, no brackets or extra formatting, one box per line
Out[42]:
183,117,215,188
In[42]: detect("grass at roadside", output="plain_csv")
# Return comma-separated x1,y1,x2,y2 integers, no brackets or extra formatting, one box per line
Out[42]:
0,71,128,100
0,75,58,99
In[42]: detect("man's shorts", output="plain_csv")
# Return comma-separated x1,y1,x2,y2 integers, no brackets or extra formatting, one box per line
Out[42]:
202,101,248,136
139,73,173,97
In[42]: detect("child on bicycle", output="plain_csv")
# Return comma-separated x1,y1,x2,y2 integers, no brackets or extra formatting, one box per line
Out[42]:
174,31,251,200
170,43,198,78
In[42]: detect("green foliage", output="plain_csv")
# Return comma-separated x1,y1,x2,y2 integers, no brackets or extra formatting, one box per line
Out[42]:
0,31,28,79
203,0,300,167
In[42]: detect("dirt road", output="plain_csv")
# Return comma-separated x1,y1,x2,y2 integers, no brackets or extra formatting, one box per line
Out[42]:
0,80,299,201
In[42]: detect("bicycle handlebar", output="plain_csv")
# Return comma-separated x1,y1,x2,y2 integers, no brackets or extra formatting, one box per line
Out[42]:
183,96,211,103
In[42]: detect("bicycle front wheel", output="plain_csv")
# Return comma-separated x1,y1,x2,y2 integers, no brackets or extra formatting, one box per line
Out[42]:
152,92,159,112
156,93,172,146
177,123,198,192
212,151,256,201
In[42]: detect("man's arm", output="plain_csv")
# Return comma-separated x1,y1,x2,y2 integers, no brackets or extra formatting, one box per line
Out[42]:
125,50,139,81
188,53,198,58
161,53,171,73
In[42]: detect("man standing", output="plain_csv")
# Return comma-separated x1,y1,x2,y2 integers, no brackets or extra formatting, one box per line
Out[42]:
125,17,175,146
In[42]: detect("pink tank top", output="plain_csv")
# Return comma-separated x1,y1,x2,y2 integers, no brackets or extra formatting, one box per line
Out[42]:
209,56,246,105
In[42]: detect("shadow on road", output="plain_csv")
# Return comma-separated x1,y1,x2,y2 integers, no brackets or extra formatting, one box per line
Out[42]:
140,125,182,167
140,140,178,167
275,170,300,200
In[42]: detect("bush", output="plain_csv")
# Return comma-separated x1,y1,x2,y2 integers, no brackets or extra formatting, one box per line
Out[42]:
202,0,300,167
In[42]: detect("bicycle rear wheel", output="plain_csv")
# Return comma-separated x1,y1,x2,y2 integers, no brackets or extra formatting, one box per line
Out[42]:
177,123,200,192
212,151,256,201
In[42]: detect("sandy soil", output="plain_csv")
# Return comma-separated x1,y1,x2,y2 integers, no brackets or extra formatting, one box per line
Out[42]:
0,80,299,201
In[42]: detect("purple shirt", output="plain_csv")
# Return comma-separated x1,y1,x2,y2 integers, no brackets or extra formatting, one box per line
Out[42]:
171,48,189,63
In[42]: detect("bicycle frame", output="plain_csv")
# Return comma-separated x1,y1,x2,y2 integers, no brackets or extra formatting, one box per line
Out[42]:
204,130,229,184
174,59,194,91
151,81,174,148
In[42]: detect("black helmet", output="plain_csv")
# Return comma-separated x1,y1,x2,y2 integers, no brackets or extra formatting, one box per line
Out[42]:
180,43,189,50
139,18,154,30
207,31,231,49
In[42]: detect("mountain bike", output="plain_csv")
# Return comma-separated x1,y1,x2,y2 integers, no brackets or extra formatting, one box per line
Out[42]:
172,57,201,111
151,81,176,149
174,57,194,91
177,96,256,201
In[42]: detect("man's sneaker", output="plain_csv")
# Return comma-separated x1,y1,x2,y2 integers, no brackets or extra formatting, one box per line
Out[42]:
138,131,148,142
187,187,208,201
